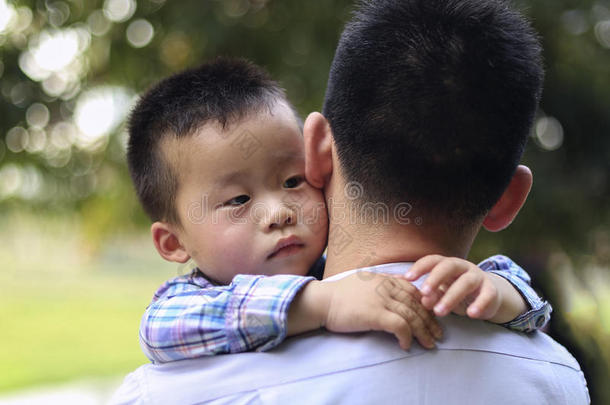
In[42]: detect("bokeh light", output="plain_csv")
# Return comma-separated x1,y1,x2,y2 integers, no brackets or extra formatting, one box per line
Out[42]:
103,0,136,23
18,165,43,200
0,0,16,34
0,163,22,198
87,10,112,36
18,27,90,100
595,20,610,48
46,1,71,28
19,28,87,79
24,128,47,154
14,7,33,33
29,29,79,72
73,86,134,151
0,163,45,200
535,116,564,151
126,19,154,48
49,121,76,150
6,127,28,153
26,103,50,129
9,81,30,106
41,72,71,97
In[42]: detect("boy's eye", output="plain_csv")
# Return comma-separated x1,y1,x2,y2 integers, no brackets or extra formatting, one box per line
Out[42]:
283,176,304,189
225,195,250,206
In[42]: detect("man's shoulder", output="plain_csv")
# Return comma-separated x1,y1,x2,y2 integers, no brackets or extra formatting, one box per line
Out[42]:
112,316,588,404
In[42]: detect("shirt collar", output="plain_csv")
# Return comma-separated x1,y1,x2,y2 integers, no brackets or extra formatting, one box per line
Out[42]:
324,262,413,281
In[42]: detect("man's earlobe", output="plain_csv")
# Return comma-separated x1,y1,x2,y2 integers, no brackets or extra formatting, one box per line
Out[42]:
483,165,533,232
151,222,190,263
303,112,333,189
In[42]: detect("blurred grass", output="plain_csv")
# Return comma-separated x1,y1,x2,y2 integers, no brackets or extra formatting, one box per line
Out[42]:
0,211,173,393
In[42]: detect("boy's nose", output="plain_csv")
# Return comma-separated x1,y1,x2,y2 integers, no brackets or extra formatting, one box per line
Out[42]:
265,203,296,231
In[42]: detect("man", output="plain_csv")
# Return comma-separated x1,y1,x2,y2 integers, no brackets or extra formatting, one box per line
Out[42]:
112,0,589,403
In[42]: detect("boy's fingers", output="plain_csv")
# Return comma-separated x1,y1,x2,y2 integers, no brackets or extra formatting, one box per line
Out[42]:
388,276,421,301
389,301,437,349
467,281,499,319
385,277,443,342
379,312,413,350
419,307,443,342
434,272,482,316
403,296,443,340
421,291,441,310
405,254,445,280
421,258,467,295
390,298,439,347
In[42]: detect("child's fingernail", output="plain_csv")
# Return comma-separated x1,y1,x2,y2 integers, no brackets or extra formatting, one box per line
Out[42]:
405,271,413,279
469,306,480,317
421,285,431,295
434,303,446,315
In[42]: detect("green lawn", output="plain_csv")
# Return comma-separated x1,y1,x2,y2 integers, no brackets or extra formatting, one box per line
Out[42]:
0,269,172,392
0,277,152,391
0,214,175,393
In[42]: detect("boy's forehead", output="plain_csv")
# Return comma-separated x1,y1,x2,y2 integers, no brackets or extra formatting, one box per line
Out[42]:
159,111,304,185
211,150,302,184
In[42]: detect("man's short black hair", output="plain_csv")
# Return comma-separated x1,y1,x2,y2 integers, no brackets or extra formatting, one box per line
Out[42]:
128,57,293,224
323,0,543,225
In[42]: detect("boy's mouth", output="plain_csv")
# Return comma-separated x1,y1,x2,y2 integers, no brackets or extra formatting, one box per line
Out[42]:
268,236,304,259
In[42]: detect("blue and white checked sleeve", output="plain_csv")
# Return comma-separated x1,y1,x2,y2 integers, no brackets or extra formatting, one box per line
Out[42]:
478,255,552,333
139,270,314,363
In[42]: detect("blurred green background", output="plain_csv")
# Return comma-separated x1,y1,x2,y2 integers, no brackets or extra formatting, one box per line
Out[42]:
0,0,608,403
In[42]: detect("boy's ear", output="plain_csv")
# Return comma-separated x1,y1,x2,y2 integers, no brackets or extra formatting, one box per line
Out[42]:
303,112,333,189
151,222,190,263
483,165,533,232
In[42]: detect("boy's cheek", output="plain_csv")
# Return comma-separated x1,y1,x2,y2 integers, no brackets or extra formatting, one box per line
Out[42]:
303,201,329,238
201,207,249,227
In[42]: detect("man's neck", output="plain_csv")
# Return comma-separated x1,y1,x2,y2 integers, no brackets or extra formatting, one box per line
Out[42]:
322,214,476,279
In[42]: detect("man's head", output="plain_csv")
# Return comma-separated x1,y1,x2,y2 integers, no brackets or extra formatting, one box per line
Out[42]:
128,58,327,283
313,0,543,230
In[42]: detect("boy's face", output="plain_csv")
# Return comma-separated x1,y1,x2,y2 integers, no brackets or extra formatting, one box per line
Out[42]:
164,102,328,284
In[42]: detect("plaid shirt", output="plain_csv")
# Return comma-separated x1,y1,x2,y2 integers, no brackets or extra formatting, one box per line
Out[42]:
481,255,552,333
140,255,551,363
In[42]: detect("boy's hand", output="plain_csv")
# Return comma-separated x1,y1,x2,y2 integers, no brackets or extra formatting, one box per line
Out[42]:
405,255,502,320
288,273,443,350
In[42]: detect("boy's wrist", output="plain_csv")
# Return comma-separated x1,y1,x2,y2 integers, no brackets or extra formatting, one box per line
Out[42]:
486,273,527,324
286,280,331,336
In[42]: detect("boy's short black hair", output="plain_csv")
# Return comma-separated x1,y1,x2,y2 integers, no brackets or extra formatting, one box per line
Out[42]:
323,0,544,225
128,57,293,224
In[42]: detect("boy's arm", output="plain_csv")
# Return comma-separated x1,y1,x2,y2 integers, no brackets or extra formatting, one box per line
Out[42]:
478,255,552,332
406,254,552,332
140,271,315,363
141,269,442,363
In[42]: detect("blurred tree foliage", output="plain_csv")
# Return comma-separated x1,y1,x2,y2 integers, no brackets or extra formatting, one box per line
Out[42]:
0,0,609,402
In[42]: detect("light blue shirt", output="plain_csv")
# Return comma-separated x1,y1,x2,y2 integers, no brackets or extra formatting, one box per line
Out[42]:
111,262,589,405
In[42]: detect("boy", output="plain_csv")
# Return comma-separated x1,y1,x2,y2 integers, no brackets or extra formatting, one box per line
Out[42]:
127,57,550,363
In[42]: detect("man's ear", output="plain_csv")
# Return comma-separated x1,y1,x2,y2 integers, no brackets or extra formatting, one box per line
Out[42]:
303,112,333,189
483,165,533,232
151,222,190,263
